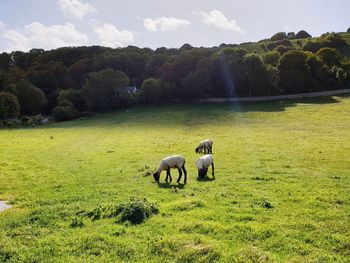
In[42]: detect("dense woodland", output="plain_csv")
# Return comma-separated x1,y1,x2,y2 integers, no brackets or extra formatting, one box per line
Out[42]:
1,29,350,123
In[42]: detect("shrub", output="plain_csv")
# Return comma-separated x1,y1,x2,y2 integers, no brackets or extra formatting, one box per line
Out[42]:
322,33,347,48
275,45,293,54
51,100,78,121
270,32,288,41
303,33,346,53
303,40,324,53
316,47,340,66
0,92,20,119
266,39,292,51
263,51,281,67
57,89,85,111
20,115,32,125
347,27,350,33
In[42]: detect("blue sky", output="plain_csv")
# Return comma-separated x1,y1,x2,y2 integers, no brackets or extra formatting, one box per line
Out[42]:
0,0,349,52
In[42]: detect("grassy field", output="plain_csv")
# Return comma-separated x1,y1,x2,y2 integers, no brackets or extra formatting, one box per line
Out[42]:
1,96,350,262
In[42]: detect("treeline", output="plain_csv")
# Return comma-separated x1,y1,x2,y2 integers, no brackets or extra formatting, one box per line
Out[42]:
0,30,350,123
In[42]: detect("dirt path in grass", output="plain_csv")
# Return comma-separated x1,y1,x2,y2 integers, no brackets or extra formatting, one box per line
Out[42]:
0,201,12,212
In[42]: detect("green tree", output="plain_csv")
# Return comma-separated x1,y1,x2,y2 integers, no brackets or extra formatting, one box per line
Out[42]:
295,30,312,39
287,32,296,39
316,47,340,67
0,92,20,119
83,68,130,111
16,80,47,115
181,70,211,100
243,54,270,96
278,50,309,94
57,89,85,111
140,78,162,104
263,51,281,67
210,48,247,97
271,32,288,41
161,81,181,101
303,40,323,53
27,69,59,112
51,100,78,121
266,65,280,95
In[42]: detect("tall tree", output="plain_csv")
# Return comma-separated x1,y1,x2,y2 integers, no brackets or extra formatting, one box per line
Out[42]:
16,80,47,115
278,50,309,94
83,68,130,111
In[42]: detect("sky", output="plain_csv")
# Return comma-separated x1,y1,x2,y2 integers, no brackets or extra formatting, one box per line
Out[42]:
0,0,349,52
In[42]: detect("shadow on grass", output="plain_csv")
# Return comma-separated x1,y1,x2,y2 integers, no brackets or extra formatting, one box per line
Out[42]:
336,93,350,99
291,96,341,104
197,176,216,182
30,95,345,130
156,182,186,189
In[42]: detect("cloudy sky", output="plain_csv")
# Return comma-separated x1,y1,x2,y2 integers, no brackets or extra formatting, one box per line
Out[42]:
0,0,349,52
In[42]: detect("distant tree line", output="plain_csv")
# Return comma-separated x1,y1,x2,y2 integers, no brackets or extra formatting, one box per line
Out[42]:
0,30,350,123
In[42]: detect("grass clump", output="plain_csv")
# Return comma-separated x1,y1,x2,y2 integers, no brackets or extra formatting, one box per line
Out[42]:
138,165,153,177
118,197,159,224
69,216,84,228
86,197,159,224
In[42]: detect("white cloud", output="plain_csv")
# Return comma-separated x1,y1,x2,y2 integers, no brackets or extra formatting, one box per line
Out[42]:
92,22,134,48
3,22,88,52
194,10,244,33
143,17,191,32
0,21,5,29
58,0,96,19
3,30,31,51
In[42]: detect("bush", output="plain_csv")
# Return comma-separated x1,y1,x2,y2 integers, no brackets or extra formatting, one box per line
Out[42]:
270,32,288,41
51,100,78,121
0,92,20,119
263,51,281,67
303,33,346,53
303,40,324,53
316,47,340,66
275,45,293,54
20,115,32,125
57,89,85,111
266,39,292,51
347,28,350,33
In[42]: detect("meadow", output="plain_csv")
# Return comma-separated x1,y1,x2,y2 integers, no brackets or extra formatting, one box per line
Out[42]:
0,96,350,262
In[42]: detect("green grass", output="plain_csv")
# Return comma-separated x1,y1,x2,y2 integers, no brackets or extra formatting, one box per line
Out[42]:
1,96,350,262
